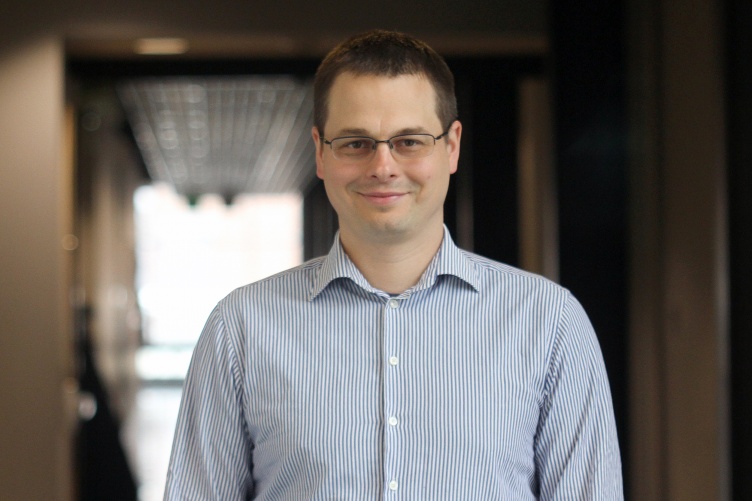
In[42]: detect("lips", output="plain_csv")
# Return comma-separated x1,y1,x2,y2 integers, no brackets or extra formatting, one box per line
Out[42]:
358,190,406,205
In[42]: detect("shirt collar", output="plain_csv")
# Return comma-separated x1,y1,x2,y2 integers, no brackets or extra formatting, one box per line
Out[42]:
309,226,480,301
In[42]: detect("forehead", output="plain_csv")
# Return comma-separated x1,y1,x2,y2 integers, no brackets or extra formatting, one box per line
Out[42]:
325,72,441,133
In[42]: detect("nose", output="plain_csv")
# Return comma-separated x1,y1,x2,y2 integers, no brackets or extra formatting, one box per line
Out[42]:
367,141,397,180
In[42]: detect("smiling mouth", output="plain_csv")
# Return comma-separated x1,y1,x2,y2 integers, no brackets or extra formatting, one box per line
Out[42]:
359,191,405,205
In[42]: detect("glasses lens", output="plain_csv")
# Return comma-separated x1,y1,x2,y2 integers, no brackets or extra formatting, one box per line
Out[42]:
328,133,437,161
390,134,435,159
330,137,376,160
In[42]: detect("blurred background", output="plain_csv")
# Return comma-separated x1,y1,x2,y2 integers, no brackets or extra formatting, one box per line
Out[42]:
1,0,749,499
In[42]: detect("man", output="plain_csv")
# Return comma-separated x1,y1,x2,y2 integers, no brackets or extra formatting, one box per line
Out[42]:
164,30,623,500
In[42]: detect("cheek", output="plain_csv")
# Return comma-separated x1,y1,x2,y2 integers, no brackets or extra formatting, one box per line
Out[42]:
410,164,447,188
322,170,357,199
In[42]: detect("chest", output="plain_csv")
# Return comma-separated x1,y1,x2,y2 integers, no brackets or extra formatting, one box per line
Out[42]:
241,295,548,463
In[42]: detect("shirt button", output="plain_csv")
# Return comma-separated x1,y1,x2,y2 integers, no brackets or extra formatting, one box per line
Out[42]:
388,298,399,309
388,416,399,426
388,356,399,366
388,480,398,491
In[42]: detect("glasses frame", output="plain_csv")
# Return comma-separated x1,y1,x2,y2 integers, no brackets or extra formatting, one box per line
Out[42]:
321,119,457,163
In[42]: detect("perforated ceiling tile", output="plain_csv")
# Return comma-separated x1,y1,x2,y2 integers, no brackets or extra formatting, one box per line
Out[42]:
119,76,316,201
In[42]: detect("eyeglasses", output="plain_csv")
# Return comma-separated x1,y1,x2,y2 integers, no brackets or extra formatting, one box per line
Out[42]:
321,121,456,163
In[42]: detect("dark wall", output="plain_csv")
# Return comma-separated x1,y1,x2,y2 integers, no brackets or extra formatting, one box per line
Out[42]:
445,57,544,263
550,0,629,491
727,0,752,497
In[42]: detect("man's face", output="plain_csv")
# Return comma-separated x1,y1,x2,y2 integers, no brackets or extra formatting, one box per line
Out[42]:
313,72,461,245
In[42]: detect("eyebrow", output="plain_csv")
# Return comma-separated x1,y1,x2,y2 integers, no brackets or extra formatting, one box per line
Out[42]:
332,125,431,138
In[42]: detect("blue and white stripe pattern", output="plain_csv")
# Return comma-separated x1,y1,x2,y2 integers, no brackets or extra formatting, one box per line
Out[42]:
164,228,623,500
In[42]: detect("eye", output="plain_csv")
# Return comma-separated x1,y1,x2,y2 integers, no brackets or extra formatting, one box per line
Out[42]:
340,138,372,150
330,137,375,159
393,135,429,149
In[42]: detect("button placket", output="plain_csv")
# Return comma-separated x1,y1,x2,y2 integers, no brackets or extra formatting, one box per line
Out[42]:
383,296,404,496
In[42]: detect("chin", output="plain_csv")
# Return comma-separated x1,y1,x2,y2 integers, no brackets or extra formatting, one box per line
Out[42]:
365,220,415,240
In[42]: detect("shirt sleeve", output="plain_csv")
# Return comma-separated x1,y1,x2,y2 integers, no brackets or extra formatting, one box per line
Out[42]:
534,293,624,500
163,303,253,501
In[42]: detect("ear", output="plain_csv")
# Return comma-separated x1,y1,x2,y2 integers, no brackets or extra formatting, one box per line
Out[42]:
445,120,462,175
312,126,326,180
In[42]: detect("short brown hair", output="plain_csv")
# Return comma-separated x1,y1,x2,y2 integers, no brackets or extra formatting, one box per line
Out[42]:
313,29,457,133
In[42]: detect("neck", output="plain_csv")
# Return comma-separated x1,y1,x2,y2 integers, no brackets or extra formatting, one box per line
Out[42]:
339,225,445,295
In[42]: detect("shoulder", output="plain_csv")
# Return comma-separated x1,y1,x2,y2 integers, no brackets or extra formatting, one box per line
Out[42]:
216,256,327,312
455,250,591,345
460,249,571,302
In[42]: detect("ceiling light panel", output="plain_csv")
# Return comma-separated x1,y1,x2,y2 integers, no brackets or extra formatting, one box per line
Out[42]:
118,76,316,200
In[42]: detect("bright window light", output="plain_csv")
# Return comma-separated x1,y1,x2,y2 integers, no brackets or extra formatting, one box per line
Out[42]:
133,182,303,362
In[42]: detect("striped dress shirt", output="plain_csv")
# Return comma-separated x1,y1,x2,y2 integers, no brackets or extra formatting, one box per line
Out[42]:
164,228,623,500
